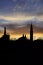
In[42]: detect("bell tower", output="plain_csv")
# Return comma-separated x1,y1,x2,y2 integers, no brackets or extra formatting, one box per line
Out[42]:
4,27,6,35
30,23,33,41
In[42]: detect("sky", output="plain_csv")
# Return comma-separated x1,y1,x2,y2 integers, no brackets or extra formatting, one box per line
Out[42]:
0,0,43,40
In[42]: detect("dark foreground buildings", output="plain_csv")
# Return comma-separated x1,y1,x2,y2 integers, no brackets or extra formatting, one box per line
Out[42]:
1,27,10,41
0,24,43,64
0,23,33,41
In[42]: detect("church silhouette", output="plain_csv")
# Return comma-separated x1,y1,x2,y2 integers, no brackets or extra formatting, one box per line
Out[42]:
0,23,43,64
30,23,33,41
1,27,10,41
0,23,33,41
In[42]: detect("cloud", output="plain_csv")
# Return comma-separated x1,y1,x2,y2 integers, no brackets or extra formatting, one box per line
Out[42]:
0,0,43,32
0,0,43,16
0,18,43,33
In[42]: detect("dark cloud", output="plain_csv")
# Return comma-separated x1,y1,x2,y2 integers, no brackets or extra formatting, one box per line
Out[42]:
0,18,43,29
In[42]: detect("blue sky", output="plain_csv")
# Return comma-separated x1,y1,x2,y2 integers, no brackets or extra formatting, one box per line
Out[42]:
0,0,43,28
0,0,43,15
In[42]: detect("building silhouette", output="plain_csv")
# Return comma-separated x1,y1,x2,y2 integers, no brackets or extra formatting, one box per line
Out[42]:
0,23,33,41
30,23,33,41
18,34,27,41
22,34,26,39
19,23,33,41
1,27,10,41
4,27,6,35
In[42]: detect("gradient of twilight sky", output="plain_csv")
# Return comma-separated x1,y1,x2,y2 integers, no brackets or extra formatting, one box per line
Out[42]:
0,0,43,40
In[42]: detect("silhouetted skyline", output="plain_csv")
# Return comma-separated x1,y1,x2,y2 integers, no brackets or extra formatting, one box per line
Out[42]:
0,0,43,64
0,23,43,41
0,23,43,64
0,23,34,41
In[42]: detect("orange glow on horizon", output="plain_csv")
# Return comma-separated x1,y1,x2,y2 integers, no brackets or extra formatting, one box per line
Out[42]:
0,28,43,40
0,33,43,40
10,33,43,40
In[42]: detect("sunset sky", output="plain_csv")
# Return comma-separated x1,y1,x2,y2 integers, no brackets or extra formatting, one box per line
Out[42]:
0,0,43,40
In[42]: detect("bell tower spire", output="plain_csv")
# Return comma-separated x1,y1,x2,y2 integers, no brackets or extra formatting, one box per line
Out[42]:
30,23,33,41
4,27,6,35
